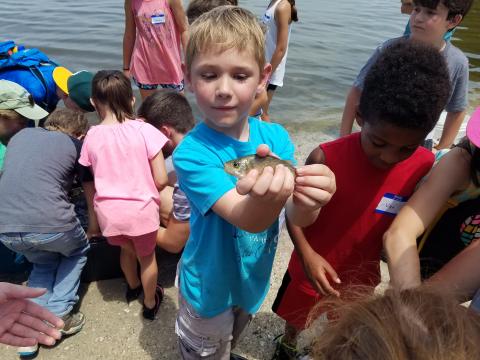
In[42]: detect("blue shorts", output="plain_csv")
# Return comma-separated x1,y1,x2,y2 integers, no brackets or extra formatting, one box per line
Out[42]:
133,77,184,92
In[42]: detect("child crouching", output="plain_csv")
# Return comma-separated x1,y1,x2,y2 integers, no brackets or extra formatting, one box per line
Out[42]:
0,108,92,357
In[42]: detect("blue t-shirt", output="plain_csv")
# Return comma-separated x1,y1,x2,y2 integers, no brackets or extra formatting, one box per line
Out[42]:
353,37,469,113
173,117,295,317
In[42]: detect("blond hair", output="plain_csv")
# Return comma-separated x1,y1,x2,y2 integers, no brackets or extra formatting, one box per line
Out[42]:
309,286,480,360
44,108,89,138
185,6,266,72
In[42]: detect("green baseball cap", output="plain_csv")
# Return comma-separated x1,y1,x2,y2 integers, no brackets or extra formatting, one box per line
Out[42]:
68,71,95,112
0,80,49,120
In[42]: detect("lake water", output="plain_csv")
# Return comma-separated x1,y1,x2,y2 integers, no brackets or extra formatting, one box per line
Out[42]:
2,0,479,136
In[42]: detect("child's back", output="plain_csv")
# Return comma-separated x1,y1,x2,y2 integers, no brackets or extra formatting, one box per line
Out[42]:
80,119,167,236
0,127,84,231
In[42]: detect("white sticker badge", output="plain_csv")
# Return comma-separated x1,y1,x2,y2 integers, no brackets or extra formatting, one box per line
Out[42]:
375,193,408,216
151,13,166,25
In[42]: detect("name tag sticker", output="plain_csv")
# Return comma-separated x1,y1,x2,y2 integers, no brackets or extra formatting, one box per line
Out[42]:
375,193,408,216
151,13,165,24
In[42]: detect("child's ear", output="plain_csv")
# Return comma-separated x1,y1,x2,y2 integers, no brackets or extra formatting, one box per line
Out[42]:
182,63,194,93
258,63,272,93
355,107,364,128
448,14,462,30
160,125,172,139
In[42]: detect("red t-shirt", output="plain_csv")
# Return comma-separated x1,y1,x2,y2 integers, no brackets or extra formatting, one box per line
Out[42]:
288,132,434,296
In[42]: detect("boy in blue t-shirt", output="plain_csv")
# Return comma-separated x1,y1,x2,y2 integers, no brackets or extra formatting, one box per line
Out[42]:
340,0,473,150
173,6,336,359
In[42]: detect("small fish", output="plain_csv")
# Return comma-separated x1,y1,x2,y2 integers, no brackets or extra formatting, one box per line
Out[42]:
224,155,295,178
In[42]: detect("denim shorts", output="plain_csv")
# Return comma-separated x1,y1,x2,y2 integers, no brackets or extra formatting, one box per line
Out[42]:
133,77,184,92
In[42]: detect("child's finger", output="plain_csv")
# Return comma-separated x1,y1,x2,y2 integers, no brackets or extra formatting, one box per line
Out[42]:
324,262,341,285
295,174,336,195
255,144,271,157
2,283,47,301
236,169,259,195
293,186,333,208
318,273,340,297
296,163,334,177
250,166,275,197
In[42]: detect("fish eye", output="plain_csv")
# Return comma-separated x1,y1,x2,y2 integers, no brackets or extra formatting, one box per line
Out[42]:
233,161,240,168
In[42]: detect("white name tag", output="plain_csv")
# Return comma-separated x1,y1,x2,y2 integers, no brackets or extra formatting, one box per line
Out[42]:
375,193,408,216
151,13,165,24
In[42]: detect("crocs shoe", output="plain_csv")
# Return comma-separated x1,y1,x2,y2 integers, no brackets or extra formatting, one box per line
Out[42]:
142,284,164,320
17,344,38,357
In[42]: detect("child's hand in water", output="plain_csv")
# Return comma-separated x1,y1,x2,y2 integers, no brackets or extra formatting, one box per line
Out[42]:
236,145,295,204
301,250,341,297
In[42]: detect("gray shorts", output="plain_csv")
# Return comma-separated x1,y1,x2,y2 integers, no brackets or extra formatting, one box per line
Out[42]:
176,292,252,359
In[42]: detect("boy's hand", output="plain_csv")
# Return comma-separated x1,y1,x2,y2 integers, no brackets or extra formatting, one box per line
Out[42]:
293,164,336,211
236,145,294,202
301,251,341,297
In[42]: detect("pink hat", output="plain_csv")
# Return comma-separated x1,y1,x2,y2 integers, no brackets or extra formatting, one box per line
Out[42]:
466,107,480,148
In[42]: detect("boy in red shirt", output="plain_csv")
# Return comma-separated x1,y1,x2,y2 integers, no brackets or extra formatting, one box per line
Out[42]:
271,40,451,359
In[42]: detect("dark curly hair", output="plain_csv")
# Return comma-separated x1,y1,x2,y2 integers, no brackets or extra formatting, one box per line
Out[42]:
413,0,473,20
359,39,450,134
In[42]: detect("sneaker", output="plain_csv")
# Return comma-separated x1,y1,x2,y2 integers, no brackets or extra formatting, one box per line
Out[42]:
60,311,86,336
271,335,299,360
142,284,164,320
126,284,142,304
17,344,38,357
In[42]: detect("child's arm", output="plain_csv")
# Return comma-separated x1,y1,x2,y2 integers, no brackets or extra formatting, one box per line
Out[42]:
435,110,466,150
287,219,340,297
427,239,480,301
269,1,292,75
169,0,189,55
384,147,471,289
339,86,361,137
150,150,168,192
82,180,101,239
156,219,190,253
123,0,136,76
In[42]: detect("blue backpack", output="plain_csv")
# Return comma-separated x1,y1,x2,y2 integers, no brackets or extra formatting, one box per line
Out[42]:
0,41,59,112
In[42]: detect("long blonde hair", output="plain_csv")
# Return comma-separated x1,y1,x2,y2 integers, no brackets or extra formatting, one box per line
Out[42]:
309,287,480,360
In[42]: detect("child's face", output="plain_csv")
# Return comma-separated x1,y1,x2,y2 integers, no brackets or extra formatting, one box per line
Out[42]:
360,121,426,169
409,2,459,45
186,47,270,137
0,115,27,145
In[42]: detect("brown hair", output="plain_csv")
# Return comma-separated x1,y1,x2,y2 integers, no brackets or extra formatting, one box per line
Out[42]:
137,90,195,134
186,0,238,23
413,0,473,20
44,108,89,138
91,70,135,122
309,287,480,360
286,0,298,22
185,6,266,73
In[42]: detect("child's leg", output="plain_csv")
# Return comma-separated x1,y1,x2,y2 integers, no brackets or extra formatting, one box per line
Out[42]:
176,293,240,360
47,224,90,317
137,250,158,309
119,240,142,290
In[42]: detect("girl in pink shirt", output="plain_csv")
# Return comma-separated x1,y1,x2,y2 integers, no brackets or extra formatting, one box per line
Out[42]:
123,0,188,99
79,70,168,320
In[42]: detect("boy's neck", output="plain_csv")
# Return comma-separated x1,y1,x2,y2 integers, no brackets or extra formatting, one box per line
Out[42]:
205,116,250,142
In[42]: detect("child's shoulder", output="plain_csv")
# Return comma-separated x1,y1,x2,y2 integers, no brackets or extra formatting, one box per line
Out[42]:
444,42,469,67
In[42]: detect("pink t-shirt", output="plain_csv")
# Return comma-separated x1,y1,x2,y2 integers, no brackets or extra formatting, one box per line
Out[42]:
79,119,168,237
130,0,183,85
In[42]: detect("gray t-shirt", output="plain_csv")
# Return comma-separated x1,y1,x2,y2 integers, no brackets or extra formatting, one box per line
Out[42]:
0,128,84,233
353,37,469,113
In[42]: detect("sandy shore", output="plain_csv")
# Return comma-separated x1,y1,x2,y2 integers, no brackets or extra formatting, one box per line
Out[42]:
2,130,348,360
